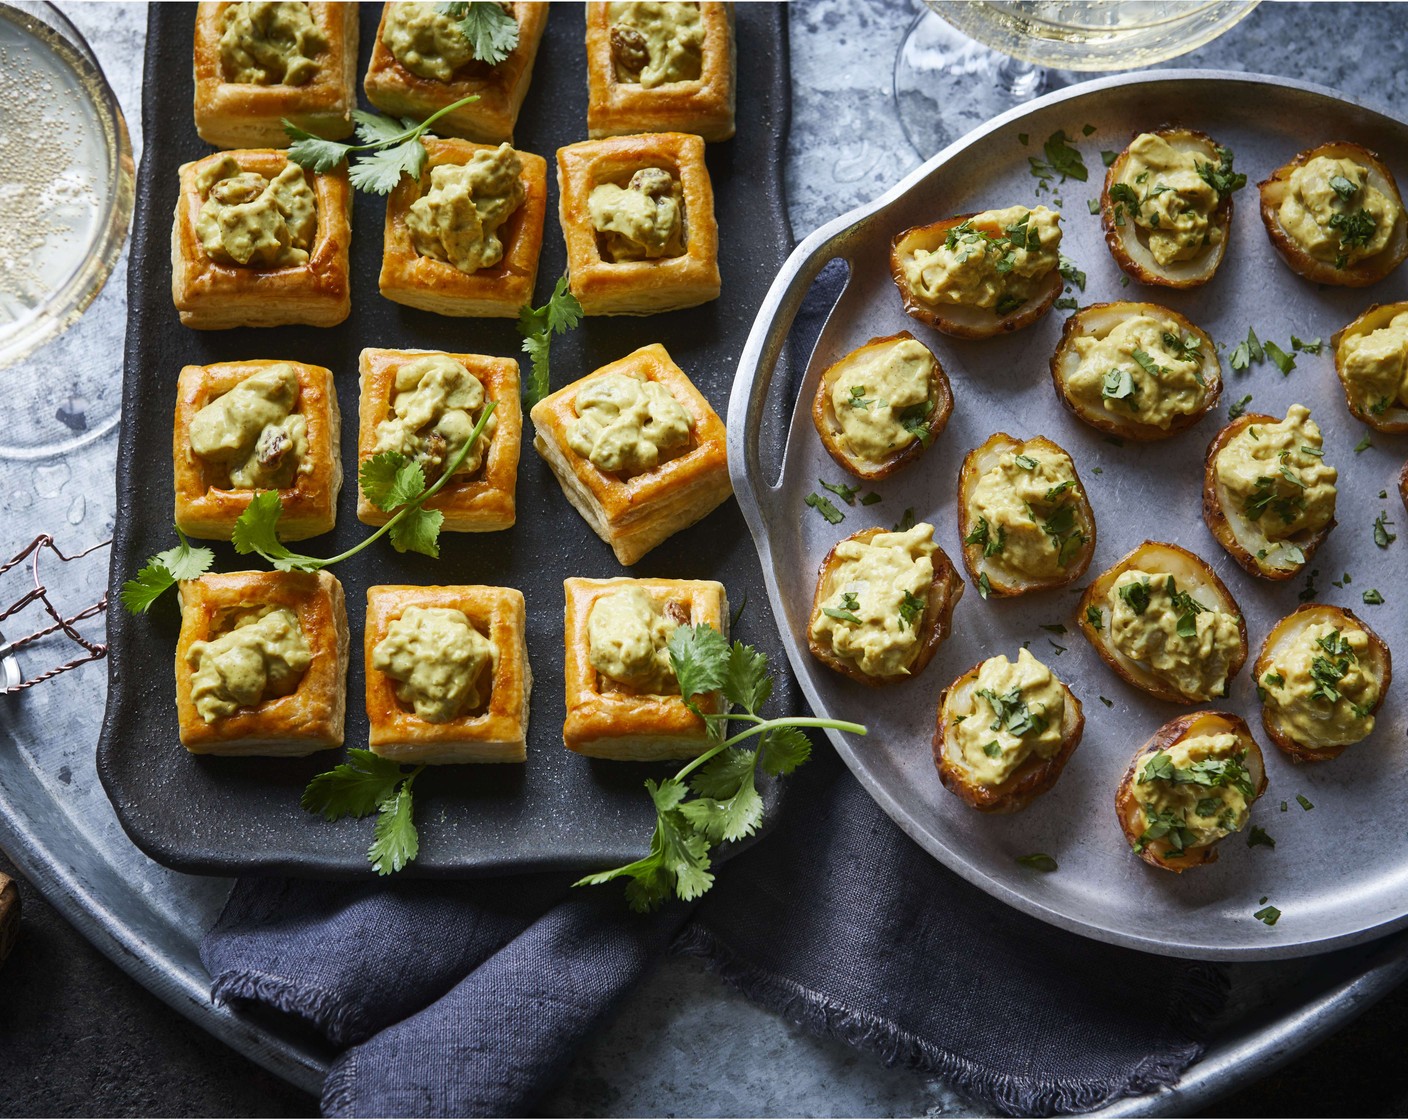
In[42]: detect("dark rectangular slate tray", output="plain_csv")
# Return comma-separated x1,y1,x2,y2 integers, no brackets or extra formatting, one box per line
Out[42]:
97,1,795,878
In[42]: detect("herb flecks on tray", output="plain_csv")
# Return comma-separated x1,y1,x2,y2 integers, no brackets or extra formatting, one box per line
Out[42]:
519,277,584,407
575,624,867,911
284,95,482,195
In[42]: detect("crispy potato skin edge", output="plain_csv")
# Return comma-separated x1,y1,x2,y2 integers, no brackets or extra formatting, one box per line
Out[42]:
1331,302,1408,433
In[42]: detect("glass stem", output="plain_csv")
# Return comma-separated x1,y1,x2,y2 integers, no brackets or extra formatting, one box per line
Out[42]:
993,54,1045,98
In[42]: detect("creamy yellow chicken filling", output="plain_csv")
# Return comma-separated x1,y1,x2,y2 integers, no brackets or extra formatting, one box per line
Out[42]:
1278,155,1402,268
219,1,325,86
607,1,704,87
829,338,933,462
188,607,312,723
951,648,1066,787
589,167,686,262
809,523,937,678
587,587,680,694
407,145,526,273
901,205,1061,315
374,606,495,722
196,156,317,268
1110,133,1223,266
382,2,479,81
965,445,1084,580
1339,309,1408,416
1068,314,1209,429
1130,733,1253,856
373,355,498,483
1214,405,1337,552
1108,570,1241,700
568,372,691,474
1261,622,1379,749
189,364,308,490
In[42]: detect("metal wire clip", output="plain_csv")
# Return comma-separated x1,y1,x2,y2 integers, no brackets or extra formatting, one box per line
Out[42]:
0,535,110,695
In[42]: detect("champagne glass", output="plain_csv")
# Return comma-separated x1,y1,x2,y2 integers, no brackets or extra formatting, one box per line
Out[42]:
894,0,1261,158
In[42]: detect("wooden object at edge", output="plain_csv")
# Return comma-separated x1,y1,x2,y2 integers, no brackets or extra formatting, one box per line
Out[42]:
0,872,19,965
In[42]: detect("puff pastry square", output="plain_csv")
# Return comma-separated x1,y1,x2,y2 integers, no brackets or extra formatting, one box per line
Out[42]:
378,138,547,318
584,2,736,142
171,150,352,329
173,359,342,542
362,2,548,144
365,584,531,764
557,133,720,315
562,576,728,760
175,570,349,756
529,343,732,565
357,348,522,532
192,2,358,148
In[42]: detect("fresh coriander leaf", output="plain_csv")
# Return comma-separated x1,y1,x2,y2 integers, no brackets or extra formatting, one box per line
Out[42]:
822,605,862,625
894,507,916,532
120,529,215,614
348,141,426,194
668,623,730,703
1355,433,1373,453
1043,129,1088,181
369,782,420,875
444,0,520,65
518,276,583,406
758,725,811,776
860,491,882,506
1085,604,1104,631
1291,335,1322,354
1099,695,1113,708
359,452,427,512
1254,904,1282,926
302,749,408,820
1101,149,1118,166
1229,393,1253,420
1058,254,1086,291
282,120,354,171
899,399,935,445
1264,339,1295,375
1014,453,1039,471
231,490,297,566
1374,510,1396,548
898,591,926,630
689,748,757,799
1296,794,1314,811
1247,826,1275,849
388,506,445,558
1328,174,1358,201
351,108,411,146
1087,199,1100,215
721,640,771,713
805,492,845,524
1363,589,1385,605
679,766,763,843
1016,853,1058,872
819,478,860,505
995,293,1025,317
978,572,992,599
1040,623,1067,635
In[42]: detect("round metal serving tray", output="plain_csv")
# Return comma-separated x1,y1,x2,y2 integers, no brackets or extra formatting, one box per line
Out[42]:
729,70,1408,961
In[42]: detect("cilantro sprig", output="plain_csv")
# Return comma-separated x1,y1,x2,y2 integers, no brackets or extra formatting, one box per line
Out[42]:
575,624,867,911
284,95,482,194
302,749,425,875
519,277,584,407
120,529,215,614
441,1,520,65
234,403,497,571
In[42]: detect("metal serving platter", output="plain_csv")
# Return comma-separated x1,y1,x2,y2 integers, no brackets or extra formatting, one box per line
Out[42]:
730,71,1408,961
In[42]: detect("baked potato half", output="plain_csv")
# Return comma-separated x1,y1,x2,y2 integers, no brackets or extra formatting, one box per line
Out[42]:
1253,603,1391,763
1331,301,1408,432
1116,710,1268,873
1401,458,1408,517
956,432,1095,597
889,209,1063,339
806,522,963,687
1049,302,1222,440
1077,540,1248,704
1202,409,1337,580
1100,128,1237,289
932,648,1084,814
1259,141,1408,287
811,332,954,481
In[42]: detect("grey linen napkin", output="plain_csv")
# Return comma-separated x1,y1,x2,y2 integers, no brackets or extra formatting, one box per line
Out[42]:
202,745,1227,1118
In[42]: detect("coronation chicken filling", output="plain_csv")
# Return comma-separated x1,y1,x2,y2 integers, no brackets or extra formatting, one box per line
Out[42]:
189,364,309,490
374,355,498,485
901,205,1061,315
407,145,526,274
587,587,681,694
1068,314,1209,429
382,2,479,81
589,168,686,262
568,372,691,474
373,606,495,722
1262,622,1379,749
219,1,325,86
951,648,1066,788
1131,733,1253,855
809,523,937,678
1112,133,1221,266
188,607,312,723
196,156,317,268
1108,571,1241,700
607,1,704,87
966,447,1084,579
1278,155,1402,267
830,338,933,461
1339,309,1408,416
1215,405,1337,551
